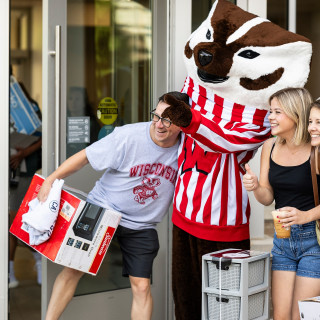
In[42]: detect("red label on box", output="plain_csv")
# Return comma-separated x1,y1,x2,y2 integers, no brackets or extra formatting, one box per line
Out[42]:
89,226,116,274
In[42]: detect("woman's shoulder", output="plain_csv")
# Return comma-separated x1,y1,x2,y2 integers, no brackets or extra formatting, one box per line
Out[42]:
262,137,276,151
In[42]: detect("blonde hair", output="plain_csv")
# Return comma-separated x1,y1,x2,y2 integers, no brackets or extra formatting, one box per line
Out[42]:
268,87,313,145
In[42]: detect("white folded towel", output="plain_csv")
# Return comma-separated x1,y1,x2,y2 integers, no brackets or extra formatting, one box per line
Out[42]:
22,179,64,245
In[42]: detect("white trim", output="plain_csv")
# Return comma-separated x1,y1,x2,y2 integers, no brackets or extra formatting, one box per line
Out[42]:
0,0,10,319
168,0,191,91
288,0,296,32
226,17,268,44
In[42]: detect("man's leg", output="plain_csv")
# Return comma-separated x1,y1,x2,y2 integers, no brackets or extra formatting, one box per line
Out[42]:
45,267,84,320
116,226,159,319
129,276,152,320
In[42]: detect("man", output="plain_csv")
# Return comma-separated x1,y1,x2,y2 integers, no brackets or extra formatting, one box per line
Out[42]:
38,91,188,320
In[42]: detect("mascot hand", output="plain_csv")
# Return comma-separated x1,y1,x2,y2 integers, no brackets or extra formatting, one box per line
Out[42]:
162,94,192,128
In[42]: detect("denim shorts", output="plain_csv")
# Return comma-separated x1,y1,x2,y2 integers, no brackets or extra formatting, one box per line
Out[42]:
271,221,320,278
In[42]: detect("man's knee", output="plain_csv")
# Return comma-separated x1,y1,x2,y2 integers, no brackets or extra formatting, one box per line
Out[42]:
130,277,151,297
59,267,84,283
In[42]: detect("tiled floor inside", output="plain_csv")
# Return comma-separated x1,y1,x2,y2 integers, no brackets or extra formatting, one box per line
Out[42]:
9,208,275,320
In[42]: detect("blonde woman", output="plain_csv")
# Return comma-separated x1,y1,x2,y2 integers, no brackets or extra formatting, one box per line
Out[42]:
243,88,320,320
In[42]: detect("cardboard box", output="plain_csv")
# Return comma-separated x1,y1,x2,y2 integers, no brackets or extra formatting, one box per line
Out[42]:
10,76,42,135
10,174,122,275
298,297,320,320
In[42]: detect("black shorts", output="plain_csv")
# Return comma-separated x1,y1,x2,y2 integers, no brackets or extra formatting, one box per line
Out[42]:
116,225,159,278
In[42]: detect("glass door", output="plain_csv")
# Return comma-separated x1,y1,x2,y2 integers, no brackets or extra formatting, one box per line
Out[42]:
42,0,170,319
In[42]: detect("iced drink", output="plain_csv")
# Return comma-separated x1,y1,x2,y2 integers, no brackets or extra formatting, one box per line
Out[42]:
271,210,291,239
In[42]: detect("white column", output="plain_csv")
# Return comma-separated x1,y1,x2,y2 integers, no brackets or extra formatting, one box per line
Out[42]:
288,0,297,32
241,0,267,239
0,0,10,318
168,0,192,91
248,0,267,17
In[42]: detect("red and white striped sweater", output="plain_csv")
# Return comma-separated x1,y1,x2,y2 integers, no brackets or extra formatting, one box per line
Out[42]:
172,77,271,241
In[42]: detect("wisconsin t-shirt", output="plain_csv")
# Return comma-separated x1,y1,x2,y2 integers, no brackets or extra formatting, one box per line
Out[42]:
85,122,179,230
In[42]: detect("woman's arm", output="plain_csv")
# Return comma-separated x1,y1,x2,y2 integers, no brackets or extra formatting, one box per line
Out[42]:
243,138,274,205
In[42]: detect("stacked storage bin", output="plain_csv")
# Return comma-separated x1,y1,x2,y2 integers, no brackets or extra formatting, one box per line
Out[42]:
202,249,270,320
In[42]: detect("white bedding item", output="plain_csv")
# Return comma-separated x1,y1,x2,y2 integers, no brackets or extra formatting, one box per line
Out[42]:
22,179,64,245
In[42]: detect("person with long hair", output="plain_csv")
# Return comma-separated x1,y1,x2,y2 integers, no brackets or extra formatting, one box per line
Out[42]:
243,87,320,320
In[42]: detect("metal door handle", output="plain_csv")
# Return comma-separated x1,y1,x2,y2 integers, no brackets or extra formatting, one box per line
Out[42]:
49,25,61,169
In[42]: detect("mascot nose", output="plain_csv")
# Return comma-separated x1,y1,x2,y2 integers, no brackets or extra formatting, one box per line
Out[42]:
198,50,213,66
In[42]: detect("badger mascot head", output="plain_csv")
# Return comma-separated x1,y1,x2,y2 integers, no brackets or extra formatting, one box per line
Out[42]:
184,0,312,109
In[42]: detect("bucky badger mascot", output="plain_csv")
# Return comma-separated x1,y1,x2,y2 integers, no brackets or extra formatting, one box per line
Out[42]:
162,1,312,319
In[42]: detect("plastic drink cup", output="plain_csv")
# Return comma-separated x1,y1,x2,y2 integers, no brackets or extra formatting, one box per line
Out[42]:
271,210,291,239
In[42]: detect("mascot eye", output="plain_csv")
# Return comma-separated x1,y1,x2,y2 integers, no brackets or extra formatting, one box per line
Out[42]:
238,50,260,59
206,29,211,40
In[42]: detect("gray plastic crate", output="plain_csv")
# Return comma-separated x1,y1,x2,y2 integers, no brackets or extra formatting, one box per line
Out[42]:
202,249,270,320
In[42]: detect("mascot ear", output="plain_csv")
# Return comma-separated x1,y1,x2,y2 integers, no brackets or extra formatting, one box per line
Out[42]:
162,94,192,128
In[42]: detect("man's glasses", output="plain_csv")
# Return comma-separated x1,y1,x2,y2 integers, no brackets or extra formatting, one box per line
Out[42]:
150,111,172,128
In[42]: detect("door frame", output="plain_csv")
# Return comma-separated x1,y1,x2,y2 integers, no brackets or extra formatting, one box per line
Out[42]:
0,0,10,318
42,0,174,319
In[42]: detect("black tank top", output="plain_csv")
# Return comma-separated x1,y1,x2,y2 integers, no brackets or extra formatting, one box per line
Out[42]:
268,143,320,211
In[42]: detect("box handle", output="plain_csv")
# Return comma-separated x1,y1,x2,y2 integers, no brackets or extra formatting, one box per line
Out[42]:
215,297,229,303
211,258,232,270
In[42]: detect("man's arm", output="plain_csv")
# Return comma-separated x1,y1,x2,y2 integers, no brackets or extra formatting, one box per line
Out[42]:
38,149,89,202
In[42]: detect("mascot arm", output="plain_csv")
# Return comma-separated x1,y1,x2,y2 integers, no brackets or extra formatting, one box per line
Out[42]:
162,93,270,152
162,94,192,128
183,109,270,153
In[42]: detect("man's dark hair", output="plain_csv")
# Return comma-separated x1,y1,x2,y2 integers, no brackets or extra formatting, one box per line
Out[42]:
158,91,190,105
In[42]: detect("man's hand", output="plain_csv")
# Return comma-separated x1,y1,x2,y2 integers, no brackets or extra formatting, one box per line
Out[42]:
37,179,53,203
162,94,192,128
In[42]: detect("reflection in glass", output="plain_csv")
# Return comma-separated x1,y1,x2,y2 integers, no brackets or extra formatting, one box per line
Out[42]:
267,0,288,29
191,0,236,32
66,0,152,296
296,0,320,99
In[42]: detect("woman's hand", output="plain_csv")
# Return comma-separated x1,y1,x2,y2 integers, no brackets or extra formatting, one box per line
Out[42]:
277,207,311,227
242,163,259,191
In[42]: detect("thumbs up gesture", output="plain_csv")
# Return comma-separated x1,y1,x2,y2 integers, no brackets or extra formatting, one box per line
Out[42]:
243,163,258,191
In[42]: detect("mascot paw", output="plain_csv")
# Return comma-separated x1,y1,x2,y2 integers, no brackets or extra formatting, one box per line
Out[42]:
162,94,192,128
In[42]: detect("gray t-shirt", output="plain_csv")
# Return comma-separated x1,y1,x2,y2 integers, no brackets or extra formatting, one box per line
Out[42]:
85,122,179,230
